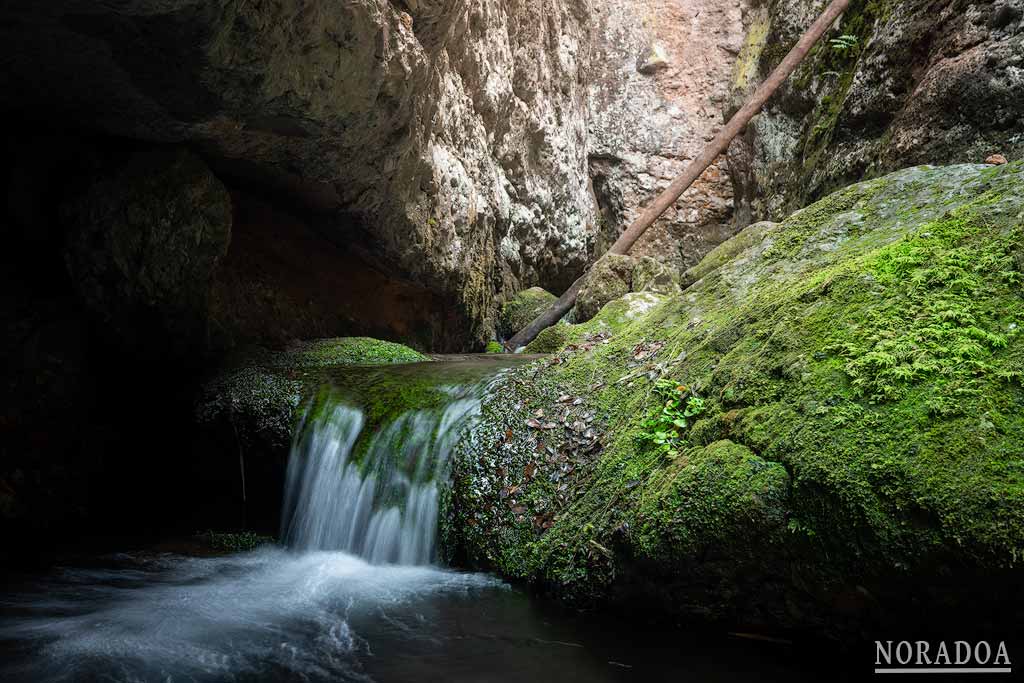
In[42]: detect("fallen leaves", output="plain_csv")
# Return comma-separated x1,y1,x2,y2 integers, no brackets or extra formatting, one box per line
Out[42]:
524,461,537,480
632,340,665,361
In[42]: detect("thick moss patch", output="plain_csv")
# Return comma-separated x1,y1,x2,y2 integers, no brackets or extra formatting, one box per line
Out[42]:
448,163,1024,633
525,293,667,354
279,337,428,367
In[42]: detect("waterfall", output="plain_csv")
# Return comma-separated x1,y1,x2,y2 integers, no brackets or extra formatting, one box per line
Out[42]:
280,389,481,565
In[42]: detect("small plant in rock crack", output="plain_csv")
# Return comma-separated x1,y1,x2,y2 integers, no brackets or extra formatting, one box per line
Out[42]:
640,378,706,459
829,34,859,52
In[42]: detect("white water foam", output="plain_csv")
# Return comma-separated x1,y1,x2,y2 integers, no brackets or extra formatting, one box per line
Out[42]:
281,392,480,565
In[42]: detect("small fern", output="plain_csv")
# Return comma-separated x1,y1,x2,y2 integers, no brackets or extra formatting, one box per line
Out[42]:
829,34,859,52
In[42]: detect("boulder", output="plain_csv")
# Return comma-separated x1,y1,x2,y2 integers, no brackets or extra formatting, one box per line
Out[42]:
631,255,681,295
450,163,1024,636
197,337,429,462
573,254,636,322
574,255,681,324
497,287,557,340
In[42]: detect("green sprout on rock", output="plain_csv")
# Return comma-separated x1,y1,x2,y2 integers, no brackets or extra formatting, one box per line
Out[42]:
640,378,706,459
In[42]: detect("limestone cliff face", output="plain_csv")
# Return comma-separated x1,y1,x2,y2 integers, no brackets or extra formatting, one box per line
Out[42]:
728,0,1024,225
0,1,755,349
587,0,748,271
0,0,598,348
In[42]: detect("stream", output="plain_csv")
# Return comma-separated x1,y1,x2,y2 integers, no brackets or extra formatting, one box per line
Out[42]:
0,357,833,682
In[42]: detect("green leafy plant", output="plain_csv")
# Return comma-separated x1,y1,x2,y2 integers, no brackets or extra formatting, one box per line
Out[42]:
829,34,859,52
640,379,706,459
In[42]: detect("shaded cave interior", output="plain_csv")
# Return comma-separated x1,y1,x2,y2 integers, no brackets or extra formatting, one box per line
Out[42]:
0,127,476,555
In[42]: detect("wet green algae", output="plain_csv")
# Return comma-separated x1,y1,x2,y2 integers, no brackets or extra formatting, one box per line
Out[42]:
447,163,1024,628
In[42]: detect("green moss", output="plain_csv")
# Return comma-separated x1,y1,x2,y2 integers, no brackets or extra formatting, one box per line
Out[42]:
499,287,557,339
828,212,1019,408
635,440,790,561
197,336,429,451
448,163,1024,623
683,220,780,286
485,341,504,354
525,293,668,355
526,322,571,353
283,337,427,367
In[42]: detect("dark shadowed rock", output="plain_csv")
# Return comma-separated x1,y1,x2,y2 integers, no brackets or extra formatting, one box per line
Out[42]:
62,147,231,358
0,0,602,347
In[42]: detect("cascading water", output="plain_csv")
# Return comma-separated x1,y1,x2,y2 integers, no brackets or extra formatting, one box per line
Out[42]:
0,357,812,682
280,387,482,565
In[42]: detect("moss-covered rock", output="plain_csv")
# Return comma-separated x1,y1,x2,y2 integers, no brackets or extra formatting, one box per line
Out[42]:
498,287,557,340
631,255,681,295
681,220,779,287
573,254,635,322
448,163,1024,636
525,322,572,354
526,292,666,354
278,337,428,367
196,337,428,454
574,255,681,324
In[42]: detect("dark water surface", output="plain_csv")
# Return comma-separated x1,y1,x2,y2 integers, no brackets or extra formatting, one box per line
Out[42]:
0,549,834,683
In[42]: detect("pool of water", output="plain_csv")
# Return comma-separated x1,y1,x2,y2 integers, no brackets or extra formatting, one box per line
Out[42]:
0,549,836,682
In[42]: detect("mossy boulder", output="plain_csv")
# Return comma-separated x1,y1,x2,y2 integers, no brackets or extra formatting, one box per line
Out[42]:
573,254,635,322
574,255,681,324
526,322,572,354
526,292,667,354
632,255,681,295
681,220,779,287
277,337,428,367
448,163,1024,636
498,287,557,340
196,337,428,453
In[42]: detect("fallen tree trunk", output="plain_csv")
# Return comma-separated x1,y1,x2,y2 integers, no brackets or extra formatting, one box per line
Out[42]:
505,0,852,351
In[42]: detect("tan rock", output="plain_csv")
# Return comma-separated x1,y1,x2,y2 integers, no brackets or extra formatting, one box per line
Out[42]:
986,154,1009,165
